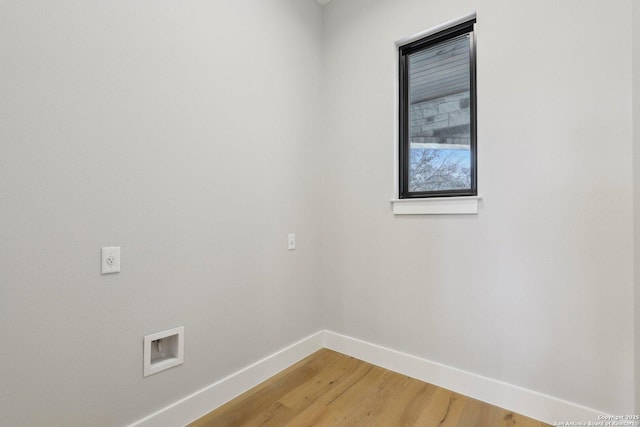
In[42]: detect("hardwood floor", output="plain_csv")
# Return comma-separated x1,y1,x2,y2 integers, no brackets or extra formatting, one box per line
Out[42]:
189,349,550,427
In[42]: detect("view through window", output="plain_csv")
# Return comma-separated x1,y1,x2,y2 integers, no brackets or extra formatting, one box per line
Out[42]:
399,20,477,198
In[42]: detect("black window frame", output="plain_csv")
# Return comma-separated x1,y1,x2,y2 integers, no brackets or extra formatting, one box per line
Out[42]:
398,19,477,199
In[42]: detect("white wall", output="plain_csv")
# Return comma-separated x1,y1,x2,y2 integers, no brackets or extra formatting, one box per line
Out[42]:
321,0,635,415
0,0,323,425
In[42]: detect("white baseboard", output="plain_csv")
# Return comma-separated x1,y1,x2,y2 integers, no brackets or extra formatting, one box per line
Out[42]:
128,331,324,427
129,330,609,426
322,330,609,425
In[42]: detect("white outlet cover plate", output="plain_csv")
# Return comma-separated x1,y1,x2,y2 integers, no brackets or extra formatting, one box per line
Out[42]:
101,246,121,274
288,233,296,250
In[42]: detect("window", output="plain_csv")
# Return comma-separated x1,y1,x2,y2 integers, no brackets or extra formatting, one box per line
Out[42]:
398,18,477,199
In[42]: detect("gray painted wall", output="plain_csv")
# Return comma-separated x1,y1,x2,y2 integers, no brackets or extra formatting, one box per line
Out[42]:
321,0,634,414
634,0,640,414
0,0,323,425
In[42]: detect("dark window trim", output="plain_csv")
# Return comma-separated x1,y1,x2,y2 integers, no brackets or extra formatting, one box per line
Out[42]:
399,19,477,199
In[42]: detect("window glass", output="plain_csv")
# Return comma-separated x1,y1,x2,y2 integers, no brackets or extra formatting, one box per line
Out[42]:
408,35,471,193
399,20,476,199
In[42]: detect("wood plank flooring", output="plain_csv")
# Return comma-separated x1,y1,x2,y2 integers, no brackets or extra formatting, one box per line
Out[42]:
189,349,550,427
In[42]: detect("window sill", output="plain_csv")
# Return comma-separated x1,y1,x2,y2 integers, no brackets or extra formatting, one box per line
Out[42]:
391,195,481,215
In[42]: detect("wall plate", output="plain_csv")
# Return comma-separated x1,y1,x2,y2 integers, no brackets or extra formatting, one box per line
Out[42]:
101,247,121,274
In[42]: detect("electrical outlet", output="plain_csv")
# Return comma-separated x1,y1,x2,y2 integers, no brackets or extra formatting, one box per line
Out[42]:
288,233,296,251
101,247,120,274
